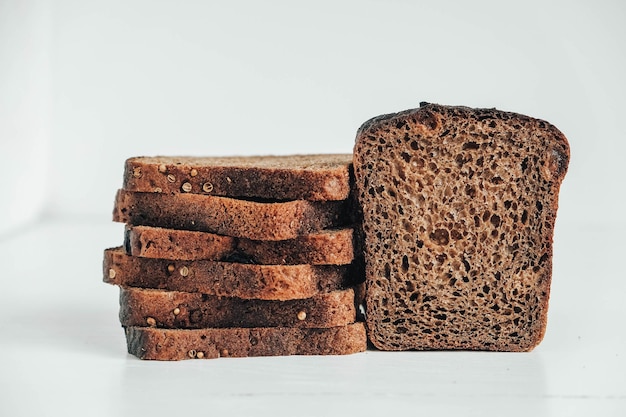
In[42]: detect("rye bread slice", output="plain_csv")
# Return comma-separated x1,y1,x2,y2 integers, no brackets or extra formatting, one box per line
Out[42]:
125,323,367,360
124,224,355,265
103,247,356,300
354,103,569,352
113,189,350,241
123,154,353,201
125,225,235,262
119,287,357,329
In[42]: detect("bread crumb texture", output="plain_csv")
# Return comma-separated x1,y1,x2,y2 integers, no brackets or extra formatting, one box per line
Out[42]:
354,103,569,351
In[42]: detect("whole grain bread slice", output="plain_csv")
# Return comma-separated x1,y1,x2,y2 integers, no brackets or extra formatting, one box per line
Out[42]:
354,103,569,352
125,323,367,360
103,247,356,300
119,287,357,329
113,189,350,241
125,225,235,261
123,154,353,201
124,224,355,265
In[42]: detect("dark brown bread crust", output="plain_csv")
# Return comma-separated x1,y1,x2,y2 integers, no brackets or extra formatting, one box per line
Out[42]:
125,323,367,360
123,154,353,201
124,224,355,265
113,189,350,240
354,103,569,351
103,247,357,300
119,287,357,329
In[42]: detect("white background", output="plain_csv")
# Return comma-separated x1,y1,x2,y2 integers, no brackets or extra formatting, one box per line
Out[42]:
0,0,625,416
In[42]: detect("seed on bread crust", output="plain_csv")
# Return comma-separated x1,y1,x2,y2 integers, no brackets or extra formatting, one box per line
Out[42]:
158,164,167,173
179,266,189,277
167,174,176,183
202,182,213,193
146,317,156,326
297,311,307,321
108,268,116,279
181,182,192,192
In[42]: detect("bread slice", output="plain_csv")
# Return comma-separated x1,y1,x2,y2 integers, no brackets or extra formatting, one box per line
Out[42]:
122,154,353,201
119,287,357,329
124,224,355,265
103,247,356,300
124,225,235,262
113,189,350,241
125,323,367,360
353,103,569,351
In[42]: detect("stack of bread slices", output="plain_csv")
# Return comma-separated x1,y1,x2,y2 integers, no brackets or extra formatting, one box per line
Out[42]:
103,103,571,357
103,155,367,360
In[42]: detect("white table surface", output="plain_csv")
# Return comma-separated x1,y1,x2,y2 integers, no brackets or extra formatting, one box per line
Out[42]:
0,218,624,417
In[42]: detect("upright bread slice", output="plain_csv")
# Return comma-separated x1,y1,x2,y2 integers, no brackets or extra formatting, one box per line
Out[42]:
113,189,350,240
125,323,367,360
354,103,569,351
119,287,357,329
123,154,353,201
124,225,355,265
103,247,355,300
